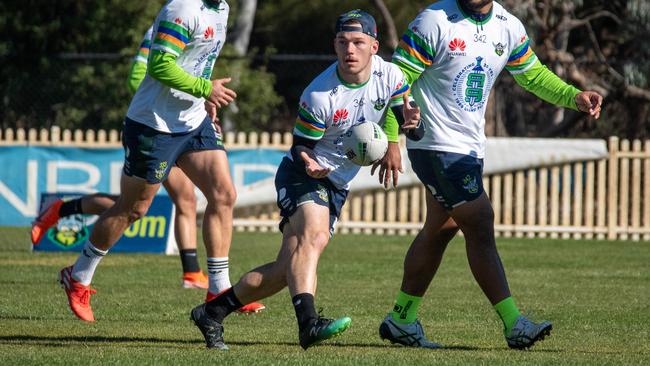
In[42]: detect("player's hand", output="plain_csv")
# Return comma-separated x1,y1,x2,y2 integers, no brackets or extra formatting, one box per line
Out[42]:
208,77,237,108
204,100,219,124
575,91,603,119
371,142,402,188
299,150,330,178
401,94,420,130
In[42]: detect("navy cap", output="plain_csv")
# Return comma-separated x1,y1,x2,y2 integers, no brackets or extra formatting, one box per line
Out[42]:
335,9,378,39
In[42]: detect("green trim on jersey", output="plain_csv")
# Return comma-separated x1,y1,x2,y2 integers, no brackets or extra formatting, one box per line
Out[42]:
336,68,370,89
456,0,493,25
127,60,147,94
514,60,581,111
148,50,213,99
383,59,425,143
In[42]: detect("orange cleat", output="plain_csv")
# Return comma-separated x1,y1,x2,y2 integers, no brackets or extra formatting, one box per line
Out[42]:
58,266,96,322
182,271,209,289
205,290,266,314
31,199,64,245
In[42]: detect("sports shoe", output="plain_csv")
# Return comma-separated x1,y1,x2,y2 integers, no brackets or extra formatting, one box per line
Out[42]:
379,314,441,349
182,271,209,289
298,315,352,350
58,266,96,322
31,199,64,244
505,315,552,350
190,303,228,350
205,291,266,314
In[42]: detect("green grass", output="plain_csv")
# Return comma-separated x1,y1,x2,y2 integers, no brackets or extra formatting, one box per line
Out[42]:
0,227,648,365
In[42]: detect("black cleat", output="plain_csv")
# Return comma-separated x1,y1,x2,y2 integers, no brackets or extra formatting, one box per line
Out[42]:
190,304,228,350
298,316,351,350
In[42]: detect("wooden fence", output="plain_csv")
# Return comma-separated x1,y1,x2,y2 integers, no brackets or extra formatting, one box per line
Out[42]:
1,127,648,241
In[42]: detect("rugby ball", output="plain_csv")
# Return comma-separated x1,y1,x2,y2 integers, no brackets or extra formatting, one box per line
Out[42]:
341,121,388,166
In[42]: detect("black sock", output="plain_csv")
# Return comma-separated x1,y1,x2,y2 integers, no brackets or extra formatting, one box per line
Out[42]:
205,288,243,323
292,293,318,331
59,198,83,217
180,249,201,273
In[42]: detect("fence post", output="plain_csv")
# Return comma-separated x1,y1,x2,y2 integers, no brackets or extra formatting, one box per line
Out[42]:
572,163,584,239
607,136,619,240
526,169,537,238
631,140,642,241
550,166,560,239
515,171,525,238
585,161,595,239
644,140,650,241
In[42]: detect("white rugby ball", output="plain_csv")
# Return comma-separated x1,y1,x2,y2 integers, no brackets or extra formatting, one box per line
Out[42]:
341,121,388,166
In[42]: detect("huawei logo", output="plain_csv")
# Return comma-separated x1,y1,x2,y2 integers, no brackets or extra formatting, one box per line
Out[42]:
204,26,215,39
449,38,466,52
174,18,183,24
333,109,349,125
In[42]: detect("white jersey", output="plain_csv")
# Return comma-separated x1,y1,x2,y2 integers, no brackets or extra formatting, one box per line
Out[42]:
127,0,229,133
292,55,410,190
394,0,538,157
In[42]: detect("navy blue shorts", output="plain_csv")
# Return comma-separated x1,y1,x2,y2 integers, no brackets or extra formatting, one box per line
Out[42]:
275,157,348,236
408,149,484,210
121,117,224,183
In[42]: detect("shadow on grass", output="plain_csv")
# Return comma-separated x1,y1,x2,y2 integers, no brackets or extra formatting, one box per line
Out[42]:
0,335,573,353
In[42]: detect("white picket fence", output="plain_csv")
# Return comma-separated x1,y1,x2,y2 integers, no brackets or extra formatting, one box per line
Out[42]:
1,127,648,241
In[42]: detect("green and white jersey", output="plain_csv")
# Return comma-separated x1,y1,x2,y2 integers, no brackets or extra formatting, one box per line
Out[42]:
293,55,410,190
394,0,541,158
127,0,228,133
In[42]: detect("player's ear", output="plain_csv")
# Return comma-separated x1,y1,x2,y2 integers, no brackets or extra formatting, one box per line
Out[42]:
371,39,379,55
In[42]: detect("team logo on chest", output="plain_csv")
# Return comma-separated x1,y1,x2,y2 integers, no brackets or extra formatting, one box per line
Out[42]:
451,56,496,112
373,97,386,111
493,42,506,56
333,109,349,126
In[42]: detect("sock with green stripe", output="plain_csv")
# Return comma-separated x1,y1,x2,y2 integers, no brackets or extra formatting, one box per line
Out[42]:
389,291,423,324
494,296,521,335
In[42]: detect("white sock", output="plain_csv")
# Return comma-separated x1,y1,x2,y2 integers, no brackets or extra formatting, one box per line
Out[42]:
207,257,231,294
71,241,108,286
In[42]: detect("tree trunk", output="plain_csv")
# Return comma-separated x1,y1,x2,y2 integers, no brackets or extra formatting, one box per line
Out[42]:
231,0,257,56
372,0,399,51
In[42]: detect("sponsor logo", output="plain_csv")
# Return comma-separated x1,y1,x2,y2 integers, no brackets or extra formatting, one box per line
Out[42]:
399,300,413,319
447,14,459,21
154,161,169,181
330,86,339,97
174,18,183,25
493,42,506,56
47,215,88,249
124,216,168,238
333,109,349,125
463,174,479,194
373,70,384,78
520,35,527,43
451,56,496,112
204,26,215,39
496,14,507,21
448,38,467,57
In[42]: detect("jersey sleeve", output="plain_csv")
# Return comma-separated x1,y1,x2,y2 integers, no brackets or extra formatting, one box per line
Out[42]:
392,11,438,85
151,3,195,57
383,66,412,143
505,18,538,75
293,94,327,142
127,26,154,94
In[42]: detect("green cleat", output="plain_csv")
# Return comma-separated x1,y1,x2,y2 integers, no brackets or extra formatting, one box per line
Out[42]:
299,316,352,350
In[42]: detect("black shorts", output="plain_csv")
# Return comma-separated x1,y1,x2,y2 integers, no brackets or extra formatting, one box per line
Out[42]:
121,117,224,183
408,149,484,210
275,157,348,236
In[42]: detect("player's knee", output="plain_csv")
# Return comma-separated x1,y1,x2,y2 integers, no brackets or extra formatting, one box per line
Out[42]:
300,230,330,253
126,206,148,224
175,192,197,214
212,185,237,208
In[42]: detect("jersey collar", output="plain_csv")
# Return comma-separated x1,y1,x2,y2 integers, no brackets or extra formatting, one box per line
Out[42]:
336,67,371,89
456,0,493,26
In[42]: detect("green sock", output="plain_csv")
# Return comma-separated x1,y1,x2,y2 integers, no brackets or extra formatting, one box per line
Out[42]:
494,297,520,334
389,291,422,324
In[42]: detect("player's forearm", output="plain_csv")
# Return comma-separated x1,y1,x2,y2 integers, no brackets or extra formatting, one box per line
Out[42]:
148,50,213,99
383,109,400,143
514,60,581,111
127,60,147,94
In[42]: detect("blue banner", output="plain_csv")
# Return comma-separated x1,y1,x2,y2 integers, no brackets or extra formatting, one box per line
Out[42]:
33,193,175,253
0,146,286,226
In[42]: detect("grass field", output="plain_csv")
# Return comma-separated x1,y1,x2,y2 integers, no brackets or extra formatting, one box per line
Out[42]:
0,227,648,365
